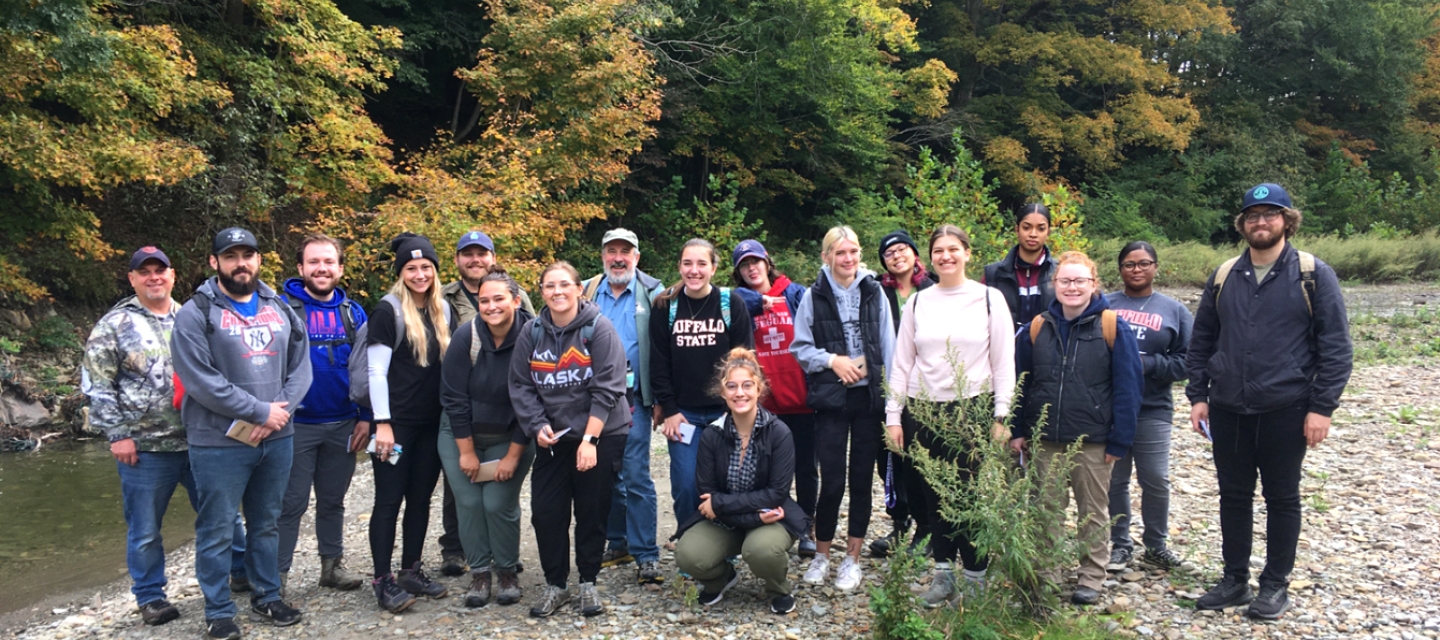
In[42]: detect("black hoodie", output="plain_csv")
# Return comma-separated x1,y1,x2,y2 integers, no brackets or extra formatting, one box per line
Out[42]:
508,300,630,442
441,307,535,442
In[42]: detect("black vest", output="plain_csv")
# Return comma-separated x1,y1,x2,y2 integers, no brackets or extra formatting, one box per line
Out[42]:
1025,311,1113,444
805,270,885,412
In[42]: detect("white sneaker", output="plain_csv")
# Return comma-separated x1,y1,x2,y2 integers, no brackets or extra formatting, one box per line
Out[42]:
802,556,829,585
835,556,862,591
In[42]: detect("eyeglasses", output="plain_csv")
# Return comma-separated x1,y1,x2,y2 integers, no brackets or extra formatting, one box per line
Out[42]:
1243,210,1283,223
883,247,912,261
1055,277,1094,288
724,381,757,392
1121,260,1157,271
541,281,576,292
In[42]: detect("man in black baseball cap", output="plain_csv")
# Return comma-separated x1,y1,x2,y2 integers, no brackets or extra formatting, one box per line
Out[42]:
213,227,260,255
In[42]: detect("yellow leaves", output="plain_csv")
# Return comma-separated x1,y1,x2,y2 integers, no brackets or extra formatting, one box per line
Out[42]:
900,59,957,118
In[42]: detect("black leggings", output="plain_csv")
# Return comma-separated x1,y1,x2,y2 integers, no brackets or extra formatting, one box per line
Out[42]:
904,403,988,572
814,387,884,543
369,421,443,577
531,436,624,587
780,412,818,518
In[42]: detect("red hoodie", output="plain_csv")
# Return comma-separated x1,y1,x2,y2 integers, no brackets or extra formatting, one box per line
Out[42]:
751,276,811,415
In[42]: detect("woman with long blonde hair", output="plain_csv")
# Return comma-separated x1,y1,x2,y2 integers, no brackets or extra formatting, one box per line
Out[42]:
366,232,456,613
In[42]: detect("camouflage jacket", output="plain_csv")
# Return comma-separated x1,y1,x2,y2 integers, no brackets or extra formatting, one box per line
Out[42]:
80,296,186,451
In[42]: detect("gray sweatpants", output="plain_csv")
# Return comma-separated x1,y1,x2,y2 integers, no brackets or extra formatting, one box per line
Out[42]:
278,419,358,572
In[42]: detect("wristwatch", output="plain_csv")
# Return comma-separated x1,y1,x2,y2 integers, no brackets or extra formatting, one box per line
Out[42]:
581,434,599,444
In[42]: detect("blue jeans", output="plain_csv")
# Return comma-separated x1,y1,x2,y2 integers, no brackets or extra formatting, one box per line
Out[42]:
605,404,659,563
190,437,294,620
117,451,246,606
668,408,725,529
1109,415,1173,553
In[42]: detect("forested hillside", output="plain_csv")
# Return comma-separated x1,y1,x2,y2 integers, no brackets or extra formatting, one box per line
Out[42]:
4,0,1439,303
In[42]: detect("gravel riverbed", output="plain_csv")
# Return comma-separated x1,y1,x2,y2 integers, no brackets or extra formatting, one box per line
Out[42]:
6,361,1440,639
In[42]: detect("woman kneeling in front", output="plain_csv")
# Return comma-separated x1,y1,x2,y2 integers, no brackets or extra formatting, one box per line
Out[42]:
674,348,810,615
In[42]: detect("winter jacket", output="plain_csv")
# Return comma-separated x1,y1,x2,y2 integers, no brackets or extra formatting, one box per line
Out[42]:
509,300,630,442
1184,242,1353,417
736,276,811,415
171,278,313,447
441,308,534,443
81,296,186,451
443,280,535,324
790,266,894,412
1015,296,1143,459
983,246,1059,331
281,278,370,424
674,408,810,541
581,270,665,408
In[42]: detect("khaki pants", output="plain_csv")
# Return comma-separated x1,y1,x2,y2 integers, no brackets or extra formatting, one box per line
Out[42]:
675,521,795,597
1034,441,1113,591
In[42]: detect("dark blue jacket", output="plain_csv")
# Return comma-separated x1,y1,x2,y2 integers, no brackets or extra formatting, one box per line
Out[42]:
282,278,370,424
736,280,807,319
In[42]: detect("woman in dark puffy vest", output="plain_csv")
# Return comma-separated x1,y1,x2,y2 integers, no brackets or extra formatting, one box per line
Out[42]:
1013,251,1143,607
789,225,894,592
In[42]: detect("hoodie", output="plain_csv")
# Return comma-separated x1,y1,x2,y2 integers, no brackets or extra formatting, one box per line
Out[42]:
282,278,370,424
509,300,630,442
171,278,313,447
442,307,534,442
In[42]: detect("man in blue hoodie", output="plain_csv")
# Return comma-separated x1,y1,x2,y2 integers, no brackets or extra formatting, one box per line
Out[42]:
277,234,369,597
172,228,312,640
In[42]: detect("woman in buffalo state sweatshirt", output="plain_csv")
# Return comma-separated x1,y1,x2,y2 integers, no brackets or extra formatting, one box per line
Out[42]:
508,261,629,617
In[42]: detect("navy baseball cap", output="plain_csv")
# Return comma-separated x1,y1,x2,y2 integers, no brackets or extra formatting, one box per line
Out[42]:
457,230,495,253
212,227,259,255
128,246,171,271
1241,183,1292,211
732,239,768,268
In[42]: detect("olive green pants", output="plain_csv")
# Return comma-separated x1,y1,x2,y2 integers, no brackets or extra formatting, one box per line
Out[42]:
437,426,535,571
675,521,795,597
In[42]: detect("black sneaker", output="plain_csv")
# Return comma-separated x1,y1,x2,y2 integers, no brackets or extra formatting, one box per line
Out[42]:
439,555,468,577
698,566,741,606
636,560,665,584
373,575,417,614
396,562,449,598
1070,586,1100,606
1107,547,1132,572
601,547,634,568
206,617,241,640
869,529,899,559
1196,576,1254,611
797,534,817,558
250,599,301,626
229,574,251,593
1140,547,1184,571
770,593,796,614
137,599,179,626
1247,583,1291,620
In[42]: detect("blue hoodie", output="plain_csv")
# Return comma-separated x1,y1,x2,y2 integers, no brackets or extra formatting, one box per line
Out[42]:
282,278,371,424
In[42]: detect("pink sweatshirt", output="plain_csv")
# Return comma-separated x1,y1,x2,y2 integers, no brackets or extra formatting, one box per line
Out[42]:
885,280,1017,425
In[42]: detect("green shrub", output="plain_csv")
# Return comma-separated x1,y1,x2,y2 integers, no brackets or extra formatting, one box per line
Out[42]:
27,315,82,353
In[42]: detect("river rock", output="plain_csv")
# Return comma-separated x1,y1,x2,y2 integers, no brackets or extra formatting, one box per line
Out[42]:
0,389,51,429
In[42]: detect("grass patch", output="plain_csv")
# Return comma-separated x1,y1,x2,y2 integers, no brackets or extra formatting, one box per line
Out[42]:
1350,308,1440,364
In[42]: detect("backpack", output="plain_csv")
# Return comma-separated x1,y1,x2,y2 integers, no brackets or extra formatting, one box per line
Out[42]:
667,286,732,329
1029,310,1117,350
1212,250,1317,316
348,294,454,407
527,315,599,356
283,295,357,348
183,290,306,408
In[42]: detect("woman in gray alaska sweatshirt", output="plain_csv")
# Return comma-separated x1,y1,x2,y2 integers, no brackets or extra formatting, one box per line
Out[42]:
508,261,630,619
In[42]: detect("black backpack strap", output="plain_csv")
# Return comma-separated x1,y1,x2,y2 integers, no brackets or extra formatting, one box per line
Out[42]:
188,293,214,334
338,299,357,341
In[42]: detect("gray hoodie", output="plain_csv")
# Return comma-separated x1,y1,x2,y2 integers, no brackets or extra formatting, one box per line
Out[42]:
171,277,313,447
508,300,630,442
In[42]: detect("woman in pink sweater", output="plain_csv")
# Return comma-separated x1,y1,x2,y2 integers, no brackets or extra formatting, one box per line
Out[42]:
884,224,1016,608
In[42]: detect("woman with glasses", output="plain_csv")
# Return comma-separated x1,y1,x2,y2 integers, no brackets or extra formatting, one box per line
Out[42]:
1104,242,1192,574
509,261,631,618
1012,251,1143,606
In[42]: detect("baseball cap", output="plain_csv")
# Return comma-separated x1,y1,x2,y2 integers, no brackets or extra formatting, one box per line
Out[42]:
128,246,171,271
212,227,259,255
1241,183,1292,212
457,230,495,253
731,239,768,268
602,228,639,249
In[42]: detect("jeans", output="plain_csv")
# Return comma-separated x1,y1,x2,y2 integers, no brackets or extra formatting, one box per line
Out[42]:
190,438,294,620
438,425,535,571
369,421,443,577
606,404,660,563
278,420,358,572
117,451,246,606
1210,401,1309,586
780,412,818,518
676,521,795,597
532,436,624,587
668,407,725,528
1109,414,1173,553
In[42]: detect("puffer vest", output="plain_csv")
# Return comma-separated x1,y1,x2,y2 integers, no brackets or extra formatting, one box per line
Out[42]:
805,270,885,412
1027,310,1113,444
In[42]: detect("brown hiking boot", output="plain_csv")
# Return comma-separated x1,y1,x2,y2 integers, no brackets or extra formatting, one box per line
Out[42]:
319,556,363,590
495,567,522,605
465,569,492,608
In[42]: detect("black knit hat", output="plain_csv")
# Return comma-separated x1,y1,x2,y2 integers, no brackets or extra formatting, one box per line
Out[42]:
390,232,440,274
878,230,919,260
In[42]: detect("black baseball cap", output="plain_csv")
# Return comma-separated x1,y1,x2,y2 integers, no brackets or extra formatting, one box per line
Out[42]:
128,246,171,271
212,227,259,255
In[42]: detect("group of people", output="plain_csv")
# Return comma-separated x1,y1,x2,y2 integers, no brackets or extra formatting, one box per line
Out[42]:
80,181,1352,639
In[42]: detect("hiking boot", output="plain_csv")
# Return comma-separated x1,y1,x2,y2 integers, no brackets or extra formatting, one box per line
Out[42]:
770,593,796,614
396,562,448,598
250,599,302,626
578,582,605,617
439,554,468,577
229,574,251,594
870,518,910,558
1196,575,1254,611
698,566,740,606
636,560,665,585
137,599,179,626
1140,547,1184,571
206,617,241,640
1071,586,1100,606
529,584,570,618
835,556,863,591
919,569,957,609
802,556,829,585
601,546,635,568
959,572,987,601
319,556,364,590
797,534,817,558
495,567,522,605
464,569,492,608
1247,583,1291,620
373,575,416,614
1107,547,1133,572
